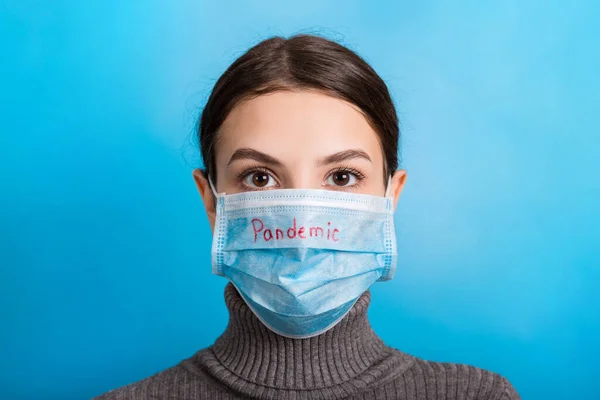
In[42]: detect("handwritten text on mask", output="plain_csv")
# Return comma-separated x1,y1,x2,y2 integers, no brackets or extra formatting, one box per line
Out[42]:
251,218,340,243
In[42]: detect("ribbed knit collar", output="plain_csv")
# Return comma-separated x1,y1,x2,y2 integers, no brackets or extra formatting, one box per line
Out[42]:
199,282,413,393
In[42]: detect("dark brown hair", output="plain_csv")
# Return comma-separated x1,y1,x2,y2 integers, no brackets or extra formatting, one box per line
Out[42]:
198,34,400,184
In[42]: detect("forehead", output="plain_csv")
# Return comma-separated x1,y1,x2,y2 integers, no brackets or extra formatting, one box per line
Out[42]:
216,90,383,165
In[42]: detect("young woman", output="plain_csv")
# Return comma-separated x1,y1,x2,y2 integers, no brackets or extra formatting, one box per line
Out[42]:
97,34,519,399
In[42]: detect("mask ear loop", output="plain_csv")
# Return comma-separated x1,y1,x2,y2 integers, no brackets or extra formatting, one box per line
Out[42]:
208,175,221,197
384,176,393,198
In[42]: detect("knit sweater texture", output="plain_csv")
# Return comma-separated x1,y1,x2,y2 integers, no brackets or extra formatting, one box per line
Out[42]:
95,283,520,399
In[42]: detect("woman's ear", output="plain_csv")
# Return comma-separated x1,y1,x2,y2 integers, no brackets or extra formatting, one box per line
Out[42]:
192,168,216,231
389,169,407,211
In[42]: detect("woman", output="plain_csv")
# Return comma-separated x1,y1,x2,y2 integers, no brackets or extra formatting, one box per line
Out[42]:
97,34,519,399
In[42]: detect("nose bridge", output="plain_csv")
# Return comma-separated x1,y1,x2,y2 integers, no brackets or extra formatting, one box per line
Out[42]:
284,160,320,190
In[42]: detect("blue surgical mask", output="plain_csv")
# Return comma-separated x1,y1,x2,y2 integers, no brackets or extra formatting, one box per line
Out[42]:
209,179,397,339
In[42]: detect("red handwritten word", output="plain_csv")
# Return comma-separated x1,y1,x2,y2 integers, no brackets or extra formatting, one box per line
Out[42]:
251,218,340,243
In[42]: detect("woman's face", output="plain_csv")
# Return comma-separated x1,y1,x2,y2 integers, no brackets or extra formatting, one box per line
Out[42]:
193,90,406,229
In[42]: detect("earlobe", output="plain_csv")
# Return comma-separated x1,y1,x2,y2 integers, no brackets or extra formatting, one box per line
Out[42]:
390,169,407,210
192,168,217,231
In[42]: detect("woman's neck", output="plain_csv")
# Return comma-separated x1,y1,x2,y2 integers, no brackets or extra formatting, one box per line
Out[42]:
208,282,396,390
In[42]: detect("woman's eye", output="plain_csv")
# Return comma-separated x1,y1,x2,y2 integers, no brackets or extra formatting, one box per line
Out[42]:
243,171,277,188
326,170,357,187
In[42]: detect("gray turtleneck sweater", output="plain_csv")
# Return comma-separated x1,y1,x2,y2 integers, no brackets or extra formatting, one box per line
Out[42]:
94,284,520,399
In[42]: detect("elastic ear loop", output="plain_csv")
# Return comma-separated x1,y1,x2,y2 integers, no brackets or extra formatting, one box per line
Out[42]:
208,175,221,198
384,176,393,198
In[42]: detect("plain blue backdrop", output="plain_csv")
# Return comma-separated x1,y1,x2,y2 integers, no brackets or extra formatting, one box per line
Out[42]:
1,1,599,399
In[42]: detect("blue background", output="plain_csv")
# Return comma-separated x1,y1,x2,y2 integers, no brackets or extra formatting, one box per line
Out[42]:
1,1,598,399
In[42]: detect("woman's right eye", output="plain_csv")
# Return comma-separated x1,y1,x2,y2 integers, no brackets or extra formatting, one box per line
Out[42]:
242,171,278,189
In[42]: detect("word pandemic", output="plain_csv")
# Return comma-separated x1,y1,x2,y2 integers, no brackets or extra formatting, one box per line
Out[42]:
251,217,340,243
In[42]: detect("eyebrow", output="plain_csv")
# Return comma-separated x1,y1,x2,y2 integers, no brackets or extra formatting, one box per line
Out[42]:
227,148,372,167
227,148,284,166
318,149,372,165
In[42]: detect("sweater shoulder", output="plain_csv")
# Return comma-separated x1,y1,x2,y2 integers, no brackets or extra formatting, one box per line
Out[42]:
92,364,188,400
398,354,520,400
92,350,238,400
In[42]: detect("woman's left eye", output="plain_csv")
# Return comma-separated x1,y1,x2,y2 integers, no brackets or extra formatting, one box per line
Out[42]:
326,170,358,187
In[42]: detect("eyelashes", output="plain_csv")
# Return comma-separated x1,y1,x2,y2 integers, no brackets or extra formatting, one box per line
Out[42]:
328,166,366,180
235,166,273,182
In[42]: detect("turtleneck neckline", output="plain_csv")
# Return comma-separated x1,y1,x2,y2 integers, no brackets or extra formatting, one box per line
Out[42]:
191,282,415,394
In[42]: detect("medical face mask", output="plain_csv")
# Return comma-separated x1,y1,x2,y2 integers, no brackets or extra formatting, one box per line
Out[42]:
209,179,397,339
